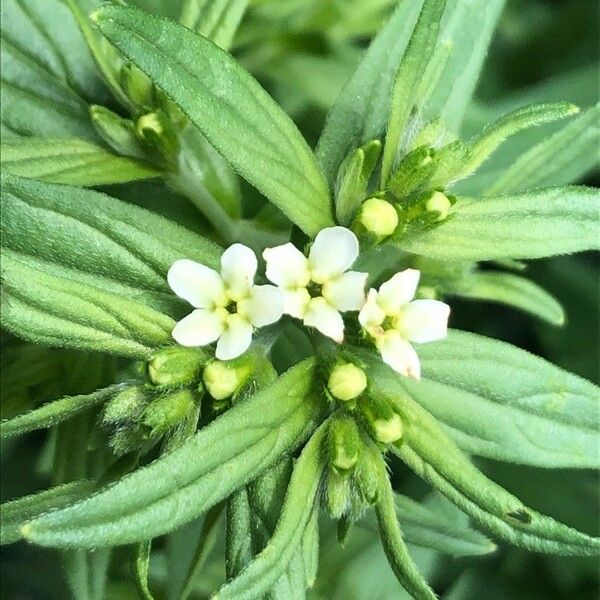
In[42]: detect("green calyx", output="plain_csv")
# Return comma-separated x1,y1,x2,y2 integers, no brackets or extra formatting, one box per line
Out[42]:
147,346,207,387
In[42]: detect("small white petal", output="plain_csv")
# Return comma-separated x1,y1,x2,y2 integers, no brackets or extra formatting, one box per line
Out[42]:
376,331,421,380
220,244,257,301
282,288,311,318
308,227,359,283
263,243,310,288
358,289,386,330
216,314,253,360
172,308,225,347
303,297,345,342
238,285,284,327
168,259,226,308
377,269,420,316
322,271,368,312
395,299,450,343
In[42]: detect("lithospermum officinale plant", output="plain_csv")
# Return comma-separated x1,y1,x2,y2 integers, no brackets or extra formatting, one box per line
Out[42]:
1,1,599,598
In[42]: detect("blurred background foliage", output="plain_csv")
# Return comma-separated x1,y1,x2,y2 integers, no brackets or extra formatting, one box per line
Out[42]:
1,0,598,598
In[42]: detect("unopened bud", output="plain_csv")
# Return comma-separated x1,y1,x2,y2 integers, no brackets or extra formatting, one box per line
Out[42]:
359,198,399,237
148,346,206,387
136,112,163,138
119,64,153,107
327,363,367,401
142,389,196,437
203,360,244,400
424,191,451,221
360,397,404,444
103,385,147,425
328,414,361,472
353,442,380,504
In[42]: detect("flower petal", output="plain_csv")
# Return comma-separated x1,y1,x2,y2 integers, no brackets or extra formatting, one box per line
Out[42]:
215,314,253,360
303,297,344,342
308,227,359,283
221,243,257,301
396,299,450,343
168,259,226,308
172,308,225,347
358,289,386,330
283,288,311,318
377,268,420,315
238,285,284,327
263,243,310,288
376,331,421,380
322,271,368,312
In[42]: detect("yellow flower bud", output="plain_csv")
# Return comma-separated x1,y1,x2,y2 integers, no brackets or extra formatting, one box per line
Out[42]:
327,363,367,401
425,191,451,221
136,112,163,137
359,397,404,444
328,414,361,472
359,197,399,237
203,360,242,400
373,413,403,444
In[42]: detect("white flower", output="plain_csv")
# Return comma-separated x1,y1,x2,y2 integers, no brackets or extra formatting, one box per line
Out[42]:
168,244,284,360
263,227,367,342
358,269,450,379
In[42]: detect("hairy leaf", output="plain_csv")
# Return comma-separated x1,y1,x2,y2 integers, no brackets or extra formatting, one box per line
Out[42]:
93,5,333,236
23,359,325,547
215,421,327,600
316,0,423,186
0,137,158,185
486,104,600,194
443,271,565,326
1,383,126,439
395,186,600,260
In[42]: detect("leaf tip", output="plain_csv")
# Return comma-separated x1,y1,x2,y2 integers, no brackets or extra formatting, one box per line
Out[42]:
20,522,33,539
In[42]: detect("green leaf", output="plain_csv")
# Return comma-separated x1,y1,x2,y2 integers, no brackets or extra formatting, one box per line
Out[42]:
373,444,437,600
394,186,600,260
486,104,600,195
335,140,381,225
1,173,221,302
381,0,448,185
0,137,158,186
93,5,333,236
2,249,174,357
356,352,600,554
23,359,325,548
424,0,505,130
458,102,579,179
364,493,496,557
134,541,155,600
443,271,565,326
180,0,249,51
316,0,423,186
1,0,108,138
214,421,327,600
1,480,96,545
1,383,125,439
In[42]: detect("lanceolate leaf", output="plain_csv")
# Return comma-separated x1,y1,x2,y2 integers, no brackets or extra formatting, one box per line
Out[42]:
93,6,333,236
0,138,158,186
443,271,565,326
381,0,448,185
1,174,221,298
458,102,579,178
486,104,600,195
394,186,600,260
1,383,126,439
215,421,328,600
23,359,326,548
1,480,96,545
316,0,423,186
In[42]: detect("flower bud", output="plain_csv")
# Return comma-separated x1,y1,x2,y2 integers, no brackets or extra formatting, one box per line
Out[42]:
119,64,153,107
147,346,206,387
326,469,350,519
327,363,367,401
359,397,404,444
203,360,245,400
328,414,361,472
424,191,451,221
90,105,147,160
359,198,399,237
142,389,196,437
353,442,380,504
103,385,147,425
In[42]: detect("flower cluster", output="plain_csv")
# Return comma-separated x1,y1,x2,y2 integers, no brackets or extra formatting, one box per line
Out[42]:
168,227,450,378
